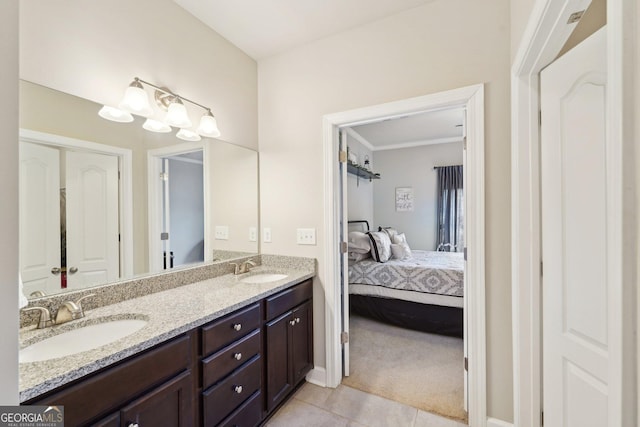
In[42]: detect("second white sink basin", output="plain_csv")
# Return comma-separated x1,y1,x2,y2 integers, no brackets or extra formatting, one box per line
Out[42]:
20,319,148,363
241,273,288,284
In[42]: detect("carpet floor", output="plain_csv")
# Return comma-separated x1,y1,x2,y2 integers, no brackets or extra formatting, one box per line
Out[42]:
342,314,467,423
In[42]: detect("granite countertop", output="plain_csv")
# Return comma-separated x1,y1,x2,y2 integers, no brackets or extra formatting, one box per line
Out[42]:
19,265,314,402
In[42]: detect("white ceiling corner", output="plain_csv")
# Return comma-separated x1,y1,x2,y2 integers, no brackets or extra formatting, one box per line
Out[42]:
173,0,435,59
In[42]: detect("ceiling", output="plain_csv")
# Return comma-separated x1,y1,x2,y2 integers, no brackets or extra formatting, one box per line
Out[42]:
174,0,435,59
347,108,465,151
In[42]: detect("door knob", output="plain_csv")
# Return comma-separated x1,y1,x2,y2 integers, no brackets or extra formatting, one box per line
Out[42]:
68,267,78,274
51,267,61,275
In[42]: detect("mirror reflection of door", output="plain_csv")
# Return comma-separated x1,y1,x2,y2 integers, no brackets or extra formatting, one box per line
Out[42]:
161,151,205,270
19,141,120,295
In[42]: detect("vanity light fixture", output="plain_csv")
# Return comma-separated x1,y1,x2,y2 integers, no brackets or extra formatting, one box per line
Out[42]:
99,77,221,139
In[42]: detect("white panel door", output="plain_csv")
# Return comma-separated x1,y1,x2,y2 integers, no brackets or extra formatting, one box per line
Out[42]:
65,151,119,289
19,142,61,296
541,27,614,427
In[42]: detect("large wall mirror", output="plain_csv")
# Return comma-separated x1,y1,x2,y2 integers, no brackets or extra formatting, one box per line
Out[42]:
19,80,259,299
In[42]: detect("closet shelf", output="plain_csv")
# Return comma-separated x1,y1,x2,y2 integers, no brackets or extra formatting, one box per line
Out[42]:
347,163,381,181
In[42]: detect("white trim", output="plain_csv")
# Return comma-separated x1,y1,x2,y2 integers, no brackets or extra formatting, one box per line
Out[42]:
19,129,134,279
322,84,486,426
147,141,210,273
305,367,327,387
511,0,636,425
487,417,514,427
345,121,463,152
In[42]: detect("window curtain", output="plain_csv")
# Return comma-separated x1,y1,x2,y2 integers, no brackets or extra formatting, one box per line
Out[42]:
436,165,464,252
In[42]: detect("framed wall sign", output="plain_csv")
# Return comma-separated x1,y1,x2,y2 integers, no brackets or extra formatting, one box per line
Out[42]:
395,187,414,212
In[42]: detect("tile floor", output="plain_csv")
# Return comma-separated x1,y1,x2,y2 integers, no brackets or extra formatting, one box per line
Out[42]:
265,382,468,427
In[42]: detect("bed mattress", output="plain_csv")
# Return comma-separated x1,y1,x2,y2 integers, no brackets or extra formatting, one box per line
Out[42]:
348,250,464,297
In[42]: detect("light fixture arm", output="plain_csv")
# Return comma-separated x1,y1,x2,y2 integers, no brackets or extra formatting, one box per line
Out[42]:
134,77,211,113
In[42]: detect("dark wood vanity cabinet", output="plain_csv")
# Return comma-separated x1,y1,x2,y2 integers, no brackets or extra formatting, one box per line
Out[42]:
25,332,195,427
265,280,313,412
23,278,314,427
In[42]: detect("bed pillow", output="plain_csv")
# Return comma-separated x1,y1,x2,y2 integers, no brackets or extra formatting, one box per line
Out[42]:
378,226,399,242
367,231,392,262
390,242,413,260
348,231,371,254
392,233,407,245
349,251,371,262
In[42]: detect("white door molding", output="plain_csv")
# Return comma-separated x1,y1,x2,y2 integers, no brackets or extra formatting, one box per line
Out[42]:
147,141,209,273
19,129,134,279
510,0,636,425
322,83,486,426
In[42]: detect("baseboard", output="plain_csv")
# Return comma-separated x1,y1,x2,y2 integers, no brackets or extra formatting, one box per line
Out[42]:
305,367,327,387
487,417,514,427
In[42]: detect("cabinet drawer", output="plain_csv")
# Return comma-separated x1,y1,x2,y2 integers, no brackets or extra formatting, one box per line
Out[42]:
202,356,262,427
265,279,312,320
218,391,262,427
202,303,261,356
202,329,261,389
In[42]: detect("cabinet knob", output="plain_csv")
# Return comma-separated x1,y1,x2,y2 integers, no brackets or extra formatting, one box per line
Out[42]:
233,323,242,331
234,352,242,361
234,385,243,394
295,317,301,324
289,320,296,326
127,423,139,427
68,266,78,274
51,267,61,275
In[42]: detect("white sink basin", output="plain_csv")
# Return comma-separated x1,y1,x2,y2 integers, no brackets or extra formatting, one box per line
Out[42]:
241,273,288,284
20,319,148,363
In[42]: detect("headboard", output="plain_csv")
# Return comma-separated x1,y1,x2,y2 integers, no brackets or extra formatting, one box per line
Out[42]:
348,220,370,232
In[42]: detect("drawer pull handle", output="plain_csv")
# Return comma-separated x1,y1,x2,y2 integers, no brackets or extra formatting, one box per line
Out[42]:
234,352,242,361
233,323,242,331
289,319,296,326
234,385,243,394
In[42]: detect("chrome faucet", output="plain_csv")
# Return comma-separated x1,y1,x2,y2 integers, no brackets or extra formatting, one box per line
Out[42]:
230,259,257,275
55,294,95,324
21,306,53,329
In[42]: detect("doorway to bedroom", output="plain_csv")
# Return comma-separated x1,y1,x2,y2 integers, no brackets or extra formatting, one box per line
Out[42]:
322,84,485,426
340,108,467,422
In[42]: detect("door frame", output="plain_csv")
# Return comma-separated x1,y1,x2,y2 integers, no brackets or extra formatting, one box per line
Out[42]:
147,141,210,273
511,0,636,425
322,83,486,426
19,129,134,278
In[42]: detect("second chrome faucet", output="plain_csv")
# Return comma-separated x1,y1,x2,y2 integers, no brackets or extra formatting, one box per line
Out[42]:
230,259,257,275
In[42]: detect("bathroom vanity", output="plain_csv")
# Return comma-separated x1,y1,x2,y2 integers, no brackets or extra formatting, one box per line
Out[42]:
20,259,315,427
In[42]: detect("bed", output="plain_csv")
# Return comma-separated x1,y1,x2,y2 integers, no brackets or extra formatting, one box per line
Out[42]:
347,220,464,337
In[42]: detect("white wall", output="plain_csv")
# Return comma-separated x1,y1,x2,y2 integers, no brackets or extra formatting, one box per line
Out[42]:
511,0,538,60
19,0,258,151
258,0,513,420
373,142,463,251
346,135,374,228
0,0,19,404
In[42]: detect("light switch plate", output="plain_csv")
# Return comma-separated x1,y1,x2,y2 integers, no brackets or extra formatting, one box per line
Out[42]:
215,225,229,240
249,227,257,242
297,228,316,245
263,227,272,243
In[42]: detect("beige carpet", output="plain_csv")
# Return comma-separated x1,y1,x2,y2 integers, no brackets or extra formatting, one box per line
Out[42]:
343,315,467,422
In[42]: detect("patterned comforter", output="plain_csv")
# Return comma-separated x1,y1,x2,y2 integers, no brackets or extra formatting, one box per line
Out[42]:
348,250,464,297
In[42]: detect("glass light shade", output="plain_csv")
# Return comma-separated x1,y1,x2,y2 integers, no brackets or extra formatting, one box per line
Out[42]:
143,118,172,133
197,111,221,138
98,105,134,123
165,98,192,128
118,81,153,117
176,129,201,142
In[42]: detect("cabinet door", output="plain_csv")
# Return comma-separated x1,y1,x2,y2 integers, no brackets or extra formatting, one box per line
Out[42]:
121,371,193,427
265,310,292,411
291,301,313,385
